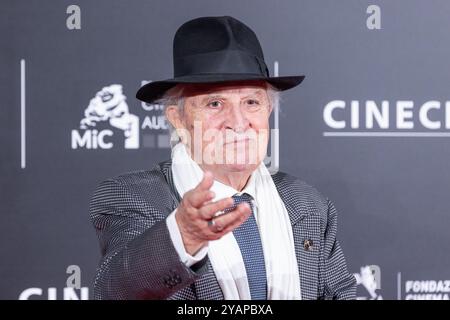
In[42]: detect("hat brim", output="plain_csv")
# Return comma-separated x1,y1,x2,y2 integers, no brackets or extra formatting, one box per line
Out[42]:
136,74,305,104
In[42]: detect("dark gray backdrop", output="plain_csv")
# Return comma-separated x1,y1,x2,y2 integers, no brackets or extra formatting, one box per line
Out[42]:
1,0,449,300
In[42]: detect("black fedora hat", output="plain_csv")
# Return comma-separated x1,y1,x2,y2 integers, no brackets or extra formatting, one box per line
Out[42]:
136,16,305,104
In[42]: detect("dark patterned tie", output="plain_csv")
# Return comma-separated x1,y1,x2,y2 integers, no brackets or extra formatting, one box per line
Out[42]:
224,193,267,300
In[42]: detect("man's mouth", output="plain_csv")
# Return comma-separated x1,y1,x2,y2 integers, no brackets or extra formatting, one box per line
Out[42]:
224,137,250,145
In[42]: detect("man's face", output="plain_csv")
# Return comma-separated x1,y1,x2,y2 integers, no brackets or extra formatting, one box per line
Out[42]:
166,81,273,175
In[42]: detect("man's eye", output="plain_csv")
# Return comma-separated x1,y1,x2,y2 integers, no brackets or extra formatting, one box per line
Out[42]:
246,99,260,105
207,100,222,108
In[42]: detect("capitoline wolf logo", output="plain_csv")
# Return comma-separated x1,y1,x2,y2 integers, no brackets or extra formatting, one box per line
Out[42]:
71,84,140,149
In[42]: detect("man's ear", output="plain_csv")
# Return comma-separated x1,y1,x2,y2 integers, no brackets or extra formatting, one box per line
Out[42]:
268,102,274,116
165,105,184,130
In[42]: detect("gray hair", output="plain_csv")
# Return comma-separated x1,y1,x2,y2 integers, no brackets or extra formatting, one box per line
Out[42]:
155,82,281,148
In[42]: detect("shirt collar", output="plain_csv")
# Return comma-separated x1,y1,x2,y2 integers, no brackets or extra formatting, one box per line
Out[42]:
211,169,258,201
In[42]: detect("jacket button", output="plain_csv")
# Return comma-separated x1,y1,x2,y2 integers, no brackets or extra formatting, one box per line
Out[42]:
304,239,313,251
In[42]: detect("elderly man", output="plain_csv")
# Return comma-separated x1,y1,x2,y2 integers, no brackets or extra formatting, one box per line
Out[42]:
90,16,356,300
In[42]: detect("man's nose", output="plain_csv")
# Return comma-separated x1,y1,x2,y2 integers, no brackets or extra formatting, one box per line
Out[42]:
225,104,249,132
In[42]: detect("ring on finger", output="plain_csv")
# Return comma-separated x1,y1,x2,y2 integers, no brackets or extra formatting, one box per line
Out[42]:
207,218,223,232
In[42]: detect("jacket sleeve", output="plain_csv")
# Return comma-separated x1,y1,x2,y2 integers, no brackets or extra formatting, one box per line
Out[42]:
320,199,357,300
89,177,208,300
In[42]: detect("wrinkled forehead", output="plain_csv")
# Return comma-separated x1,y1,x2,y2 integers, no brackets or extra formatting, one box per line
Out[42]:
181,80,269,98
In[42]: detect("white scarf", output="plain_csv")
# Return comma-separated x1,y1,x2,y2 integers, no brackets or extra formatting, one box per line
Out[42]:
171,142,301,300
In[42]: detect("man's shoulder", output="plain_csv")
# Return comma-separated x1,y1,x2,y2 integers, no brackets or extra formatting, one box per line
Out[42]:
106,160,171,187
271,170,327,199
91,160,175,206
271,170,329,214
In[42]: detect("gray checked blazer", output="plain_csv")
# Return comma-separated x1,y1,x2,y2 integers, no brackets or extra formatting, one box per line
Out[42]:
89,160,356,300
